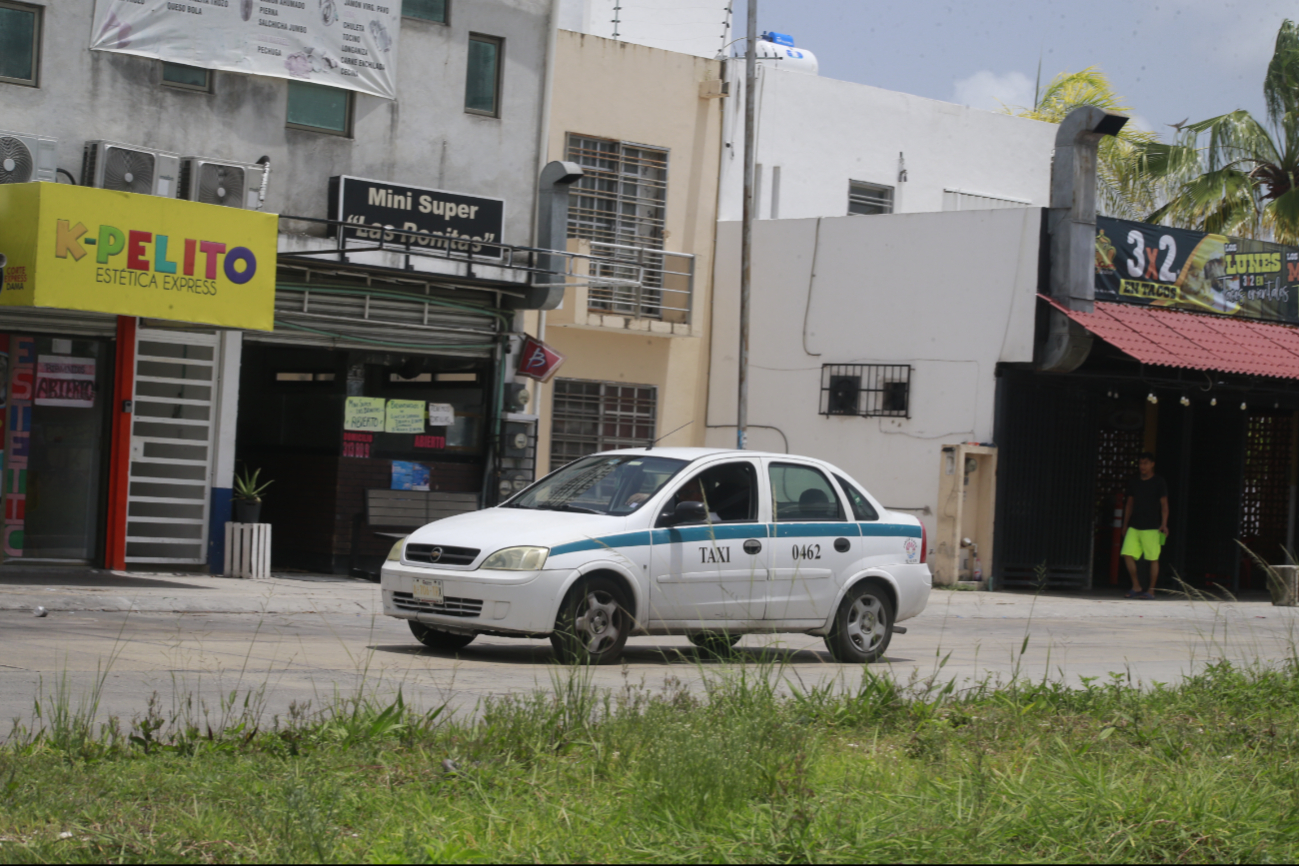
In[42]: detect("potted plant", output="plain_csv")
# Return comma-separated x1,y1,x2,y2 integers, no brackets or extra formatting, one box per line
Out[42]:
233,467,273,524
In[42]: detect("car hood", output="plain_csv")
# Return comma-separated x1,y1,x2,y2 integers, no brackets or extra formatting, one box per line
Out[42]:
404,507,631,556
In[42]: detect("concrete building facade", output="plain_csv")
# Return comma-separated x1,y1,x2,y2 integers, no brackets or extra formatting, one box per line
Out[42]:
0,0,560,575
524,30,725,471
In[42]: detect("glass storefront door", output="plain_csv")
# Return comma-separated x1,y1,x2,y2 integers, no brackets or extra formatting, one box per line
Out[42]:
1,334,112,563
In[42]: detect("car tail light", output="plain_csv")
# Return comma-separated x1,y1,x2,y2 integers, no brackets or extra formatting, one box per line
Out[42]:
919,523,927,564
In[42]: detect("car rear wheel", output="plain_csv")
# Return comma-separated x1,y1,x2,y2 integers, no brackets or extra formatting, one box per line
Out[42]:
551,577,632,665
687,631,742,657
409,620,475,652
824,583,893,663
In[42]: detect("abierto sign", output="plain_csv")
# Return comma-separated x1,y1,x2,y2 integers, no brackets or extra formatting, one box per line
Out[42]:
90,0,401,99
329,176,505,259
0,183,277,331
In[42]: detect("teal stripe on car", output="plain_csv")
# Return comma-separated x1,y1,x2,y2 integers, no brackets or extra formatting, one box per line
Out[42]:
652,524,770,545
771,523,861,538
547,521,918,558
860,522,923,538
550,531,652,557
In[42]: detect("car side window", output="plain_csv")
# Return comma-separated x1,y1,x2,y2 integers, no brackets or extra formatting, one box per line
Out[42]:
834,474,880,521
769,463,845,522
655,461,759,527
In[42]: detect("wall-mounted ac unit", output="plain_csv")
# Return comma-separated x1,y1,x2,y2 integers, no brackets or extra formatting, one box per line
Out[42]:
82,140,180,197
0,130,58,185
178,157,267,210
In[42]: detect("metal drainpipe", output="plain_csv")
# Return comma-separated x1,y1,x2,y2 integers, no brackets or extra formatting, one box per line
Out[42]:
1038,105,1128,373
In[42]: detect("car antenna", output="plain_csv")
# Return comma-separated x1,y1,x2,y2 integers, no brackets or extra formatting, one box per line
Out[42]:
646,420,693,451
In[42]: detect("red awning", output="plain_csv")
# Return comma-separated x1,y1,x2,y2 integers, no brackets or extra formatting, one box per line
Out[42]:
1044,296,1299,381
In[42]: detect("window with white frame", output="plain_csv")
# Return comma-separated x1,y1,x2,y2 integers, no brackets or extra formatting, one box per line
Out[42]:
848,180,893,216
550,379,657,471
566,134,669,317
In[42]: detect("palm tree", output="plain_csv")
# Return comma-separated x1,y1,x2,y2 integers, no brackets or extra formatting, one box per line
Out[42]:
1004,67,1162,220
1140,19,1299,243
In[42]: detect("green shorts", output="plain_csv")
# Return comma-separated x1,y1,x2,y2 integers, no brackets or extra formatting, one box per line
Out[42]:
1122,528,1165,561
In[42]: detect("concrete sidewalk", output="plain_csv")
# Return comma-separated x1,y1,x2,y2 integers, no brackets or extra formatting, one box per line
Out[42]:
0,567,1293,624
0,568,382,616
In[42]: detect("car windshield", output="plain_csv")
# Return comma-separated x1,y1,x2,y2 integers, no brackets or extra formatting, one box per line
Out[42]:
504,454,688,515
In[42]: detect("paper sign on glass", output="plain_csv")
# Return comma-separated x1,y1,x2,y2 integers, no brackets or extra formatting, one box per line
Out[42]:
385,399,425,433
427,403,455,426
34,356,96,408
344,397,386,431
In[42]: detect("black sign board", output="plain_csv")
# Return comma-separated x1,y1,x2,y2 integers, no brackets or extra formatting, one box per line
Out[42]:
328,176,505,259
1096,216,1299,325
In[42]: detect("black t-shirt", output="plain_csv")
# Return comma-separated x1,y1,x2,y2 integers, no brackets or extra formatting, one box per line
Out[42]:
1126,474,1168,530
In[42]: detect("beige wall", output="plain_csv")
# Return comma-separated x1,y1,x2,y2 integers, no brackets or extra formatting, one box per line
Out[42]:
529,31,724,471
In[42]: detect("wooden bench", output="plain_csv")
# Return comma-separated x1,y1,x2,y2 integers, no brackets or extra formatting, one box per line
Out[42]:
365,489,481,535
350,489,482,581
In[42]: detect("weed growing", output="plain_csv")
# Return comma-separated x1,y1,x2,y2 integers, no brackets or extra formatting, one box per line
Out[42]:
5,655,1299,862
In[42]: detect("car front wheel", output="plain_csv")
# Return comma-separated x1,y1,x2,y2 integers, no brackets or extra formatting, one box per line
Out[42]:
551,577,632,665
409,620,475,652
824,583,893,663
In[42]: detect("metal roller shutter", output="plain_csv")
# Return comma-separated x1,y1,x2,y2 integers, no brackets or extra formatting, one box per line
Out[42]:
0,308,118,337
247,285,502,358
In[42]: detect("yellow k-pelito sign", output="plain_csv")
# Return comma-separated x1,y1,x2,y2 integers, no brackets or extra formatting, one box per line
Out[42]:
0,182,277,331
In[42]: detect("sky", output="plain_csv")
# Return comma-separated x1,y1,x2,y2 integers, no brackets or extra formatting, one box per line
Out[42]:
729,0,1297,138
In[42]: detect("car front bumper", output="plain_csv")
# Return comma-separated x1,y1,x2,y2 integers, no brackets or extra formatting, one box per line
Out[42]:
380,561,572,636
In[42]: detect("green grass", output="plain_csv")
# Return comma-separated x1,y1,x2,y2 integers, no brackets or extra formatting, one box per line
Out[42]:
5,657,1299,862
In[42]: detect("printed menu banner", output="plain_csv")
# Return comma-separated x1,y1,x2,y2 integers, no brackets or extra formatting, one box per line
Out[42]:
90,0,401,100
391,460,430,491
1096,216,1299,324
34,356,96,408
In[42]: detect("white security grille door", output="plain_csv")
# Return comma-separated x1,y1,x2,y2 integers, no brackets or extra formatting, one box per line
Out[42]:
126,327,219,564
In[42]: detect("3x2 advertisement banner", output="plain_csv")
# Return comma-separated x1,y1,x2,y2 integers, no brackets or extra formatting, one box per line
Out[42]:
90,0,401,100
1095,216,1299,324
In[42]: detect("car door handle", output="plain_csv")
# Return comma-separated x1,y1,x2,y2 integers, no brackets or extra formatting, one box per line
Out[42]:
743,539,762,554
834,537,851,553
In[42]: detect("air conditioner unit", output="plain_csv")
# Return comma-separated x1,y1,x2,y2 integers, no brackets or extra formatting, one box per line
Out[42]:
178,157,268,210
0,130,58,185
81,140,180,198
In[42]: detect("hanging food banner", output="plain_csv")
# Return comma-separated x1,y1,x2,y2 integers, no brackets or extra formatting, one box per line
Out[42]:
89,0,401,100
1095,216,1299,324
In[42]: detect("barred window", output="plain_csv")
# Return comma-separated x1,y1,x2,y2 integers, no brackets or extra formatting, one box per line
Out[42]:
848,180,893,216
550,379,657,471
820,364,911,418
566,134,669,317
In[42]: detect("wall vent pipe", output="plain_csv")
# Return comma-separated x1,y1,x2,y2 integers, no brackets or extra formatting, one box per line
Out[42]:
1038,105,1127,373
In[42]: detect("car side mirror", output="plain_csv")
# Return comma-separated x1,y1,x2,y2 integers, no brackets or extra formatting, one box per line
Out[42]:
671,500,708,525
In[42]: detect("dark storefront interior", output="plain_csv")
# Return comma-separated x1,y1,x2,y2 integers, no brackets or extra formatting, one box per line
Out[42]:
236,344,491,574
996,344,1298,593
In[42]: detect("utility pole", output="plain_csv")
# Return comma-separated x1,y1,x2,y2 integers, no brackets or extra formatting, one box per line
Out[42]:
737,0,756,450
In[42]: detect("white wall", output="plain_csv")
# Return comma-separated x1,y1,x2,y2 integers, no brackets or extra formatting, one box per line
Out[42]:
705,208,1042,539
719,64,1058,222
556,0,729,58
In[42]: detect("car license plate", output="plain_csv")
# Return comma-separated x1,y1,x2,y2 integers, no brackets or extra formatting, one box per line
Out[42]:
412,578,443,603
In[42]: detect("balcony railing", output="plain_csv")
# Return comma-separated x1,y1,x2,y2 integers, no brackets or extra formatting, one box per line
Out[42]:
584,241,695,324
276,216,695,323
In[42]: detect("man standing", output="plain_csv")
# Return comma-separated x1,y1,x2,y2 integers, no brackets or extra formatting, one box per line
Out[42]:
1121,452,1169,599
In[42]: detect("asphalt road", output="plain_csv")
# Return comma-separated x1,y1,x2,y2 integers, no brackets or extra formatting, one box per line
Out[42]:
2,570,1297,733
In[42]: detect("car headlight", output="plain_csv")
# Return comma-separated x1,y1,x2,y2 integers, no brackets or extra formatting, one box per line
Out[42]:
386,537,407,562
480,546,548,570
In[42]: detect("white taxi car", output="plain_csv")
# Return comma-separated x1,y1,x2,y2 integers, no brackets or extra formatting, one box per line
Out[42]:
380,448,930,664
